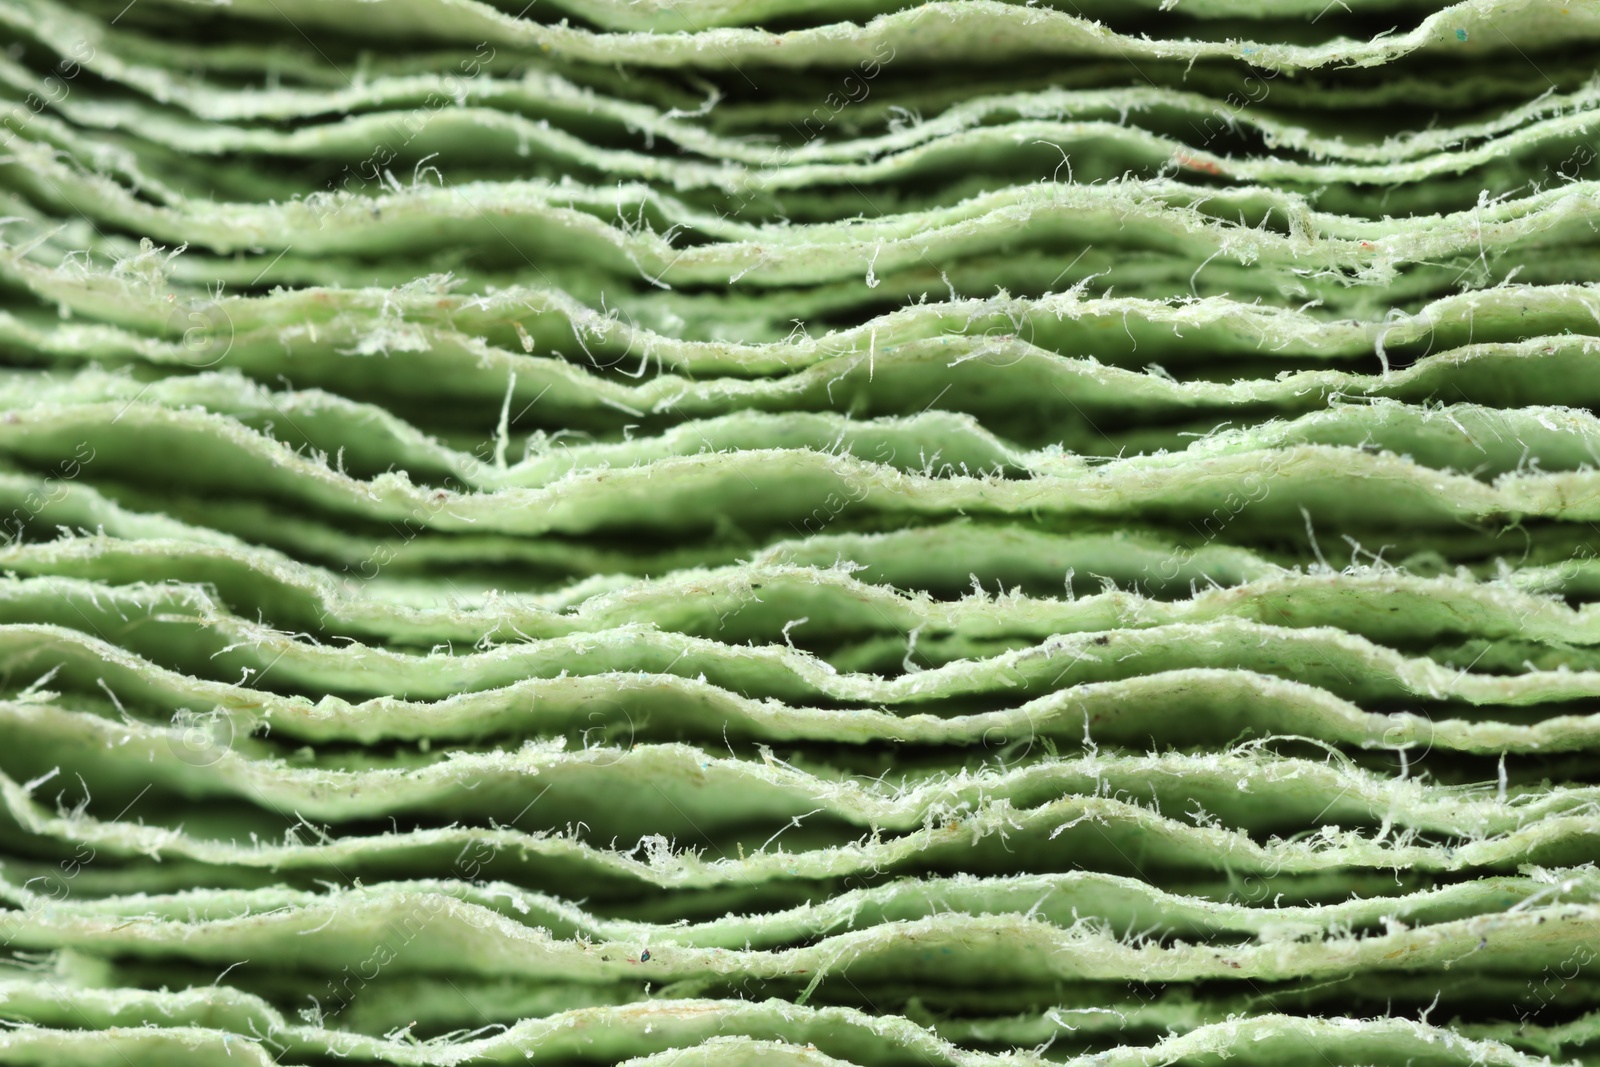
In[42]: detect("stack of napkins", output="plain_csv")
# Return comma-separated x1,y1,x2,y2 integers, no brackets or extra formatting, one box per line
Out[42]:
1,0,1599,1063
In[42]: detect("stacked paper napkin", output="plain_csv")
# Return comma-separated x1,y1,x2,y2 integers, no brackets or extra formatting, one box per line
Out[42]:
1,0,1600,1064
